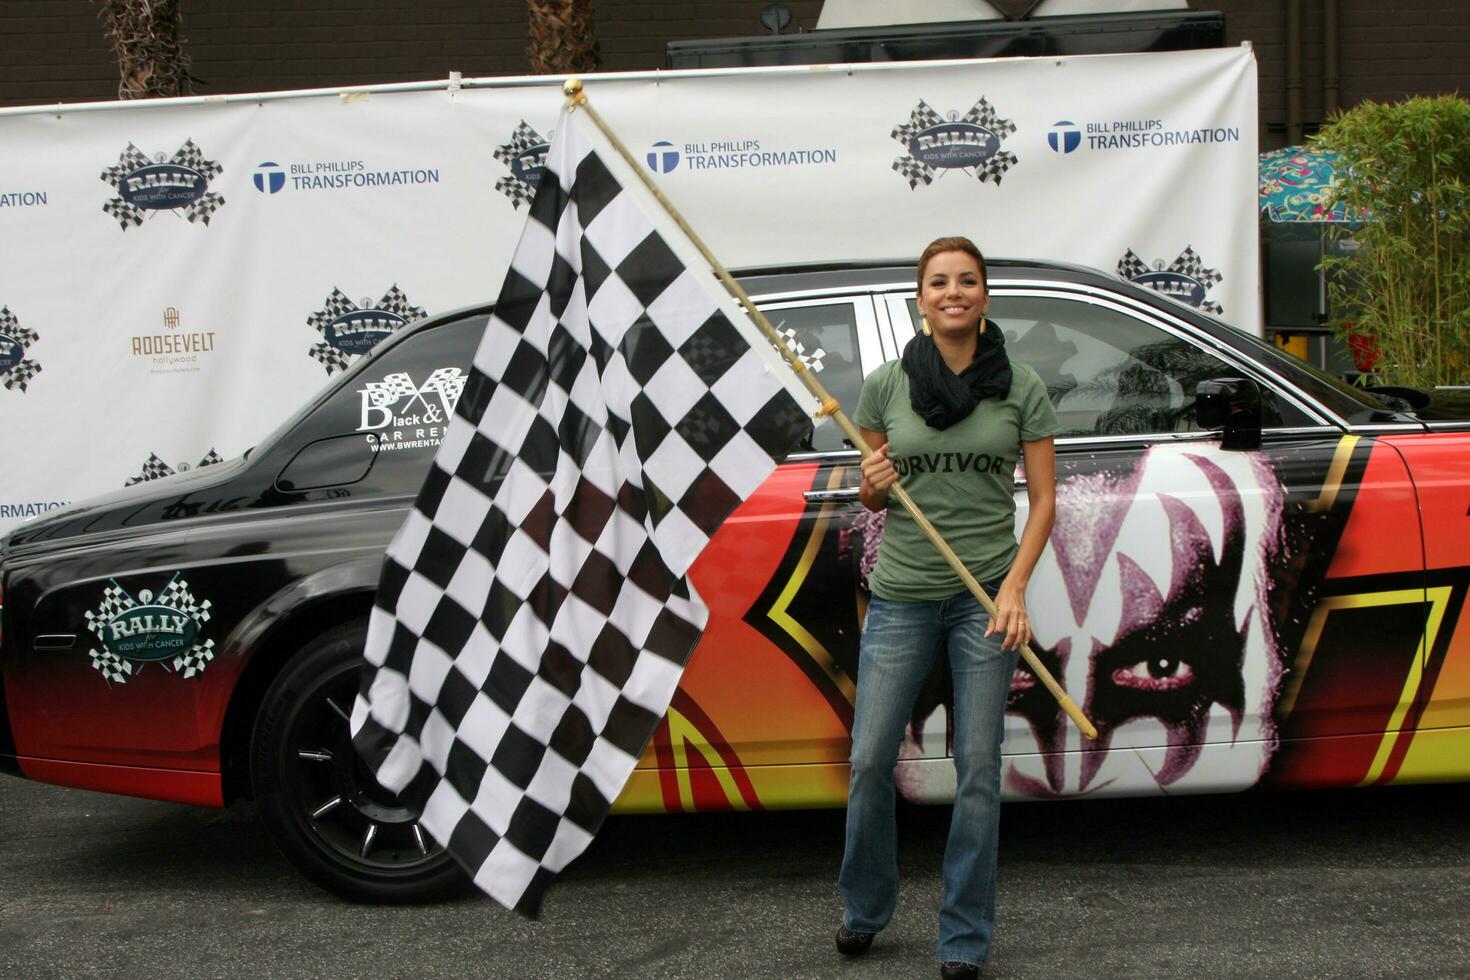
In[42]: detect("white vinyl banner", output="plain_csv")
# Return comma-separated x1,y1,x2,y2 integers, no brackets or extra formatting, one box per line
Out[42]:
0,46,1257,532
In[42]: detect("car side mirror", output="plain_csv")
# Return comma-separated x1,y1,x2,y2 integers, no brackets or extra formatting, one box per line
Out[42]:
1195,377,1262,451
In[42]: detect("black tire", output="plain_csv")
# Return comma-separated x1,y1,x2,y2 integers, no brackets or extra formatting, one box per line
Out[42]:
251,620,469,903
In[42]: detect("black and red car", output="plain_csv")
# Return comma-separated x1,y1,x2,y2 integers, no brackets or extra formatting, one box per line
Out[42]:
3,260,1468,902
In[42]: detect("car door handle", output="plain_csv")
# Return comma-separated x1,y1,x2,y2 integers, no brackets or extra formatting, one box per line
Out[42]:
803,486,861,504
34,634,76,651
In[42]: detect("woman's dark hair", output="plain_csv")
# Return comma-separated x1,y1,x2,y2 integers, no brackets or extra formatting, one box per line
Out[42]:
916,236,989,291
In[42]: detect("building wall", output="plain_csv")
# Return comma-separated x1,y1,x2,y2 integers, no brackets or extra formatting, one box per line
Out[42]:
2,1,1467,151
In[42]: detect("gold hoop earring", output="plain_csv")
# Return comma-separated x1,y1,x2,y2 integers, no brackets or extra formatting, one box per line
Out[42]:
921,317,932,336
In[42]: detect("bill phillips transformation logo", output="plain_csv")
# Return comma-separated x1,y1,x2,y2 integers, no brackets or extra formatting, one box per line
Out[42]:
84,574,215,684
891,97,1018,189
1048,121,1082,154
1119,246,1224,315
253,161,287,194
307,285,427,374
494,120,552,208
0,305,41,393
100,140,224,228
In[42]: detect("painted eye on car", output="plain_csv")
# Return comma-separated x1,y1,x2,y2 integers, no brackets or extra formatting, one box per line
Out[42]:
1111,657,1196,691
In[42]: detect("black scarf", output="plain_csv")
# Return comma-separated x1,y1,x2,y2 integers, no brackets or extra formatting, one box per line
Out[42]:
901,319,1012,430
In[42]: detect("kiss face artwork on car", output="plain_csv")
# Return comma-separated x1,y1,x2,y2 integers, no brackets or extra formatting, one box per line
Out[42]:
1008,444,1288,797
82,574,215,684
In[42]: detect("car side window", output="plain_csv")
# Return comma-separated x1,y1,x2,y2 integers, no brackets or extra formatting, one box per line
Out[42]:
288,314,486,494
904,295,1303,437
756,300,865,453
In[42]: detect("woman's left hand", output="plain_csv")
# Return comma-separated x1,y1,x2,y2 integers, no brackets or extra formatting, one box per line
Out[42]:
985,579,1031,652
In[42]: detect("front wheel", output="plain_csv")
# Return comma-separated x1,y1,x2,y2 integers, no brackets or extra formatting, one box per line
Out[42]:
250,620,469,903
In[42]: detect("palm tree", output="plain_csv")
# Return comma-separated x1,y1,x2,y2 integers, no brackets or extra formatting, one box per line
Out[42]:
526,0,599,75
98,0,192,99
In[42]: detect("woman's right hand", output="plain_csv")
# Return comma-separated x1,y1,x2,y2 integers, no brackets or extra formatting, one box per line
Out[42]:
861,443,899,498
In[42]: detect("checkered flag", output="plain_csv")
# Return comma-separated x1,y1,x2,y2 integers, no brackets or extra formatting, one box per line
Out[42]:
1118,249,1151,281
309,343,353,374
961,97,1017,140
173,139,223,182
496,121,548,210
377,284,427,322
309,288,359,334
173,140,226,225
496,121,546,162
158,575,212,623
84,583,137,684
351,105,816,914
126,453,177,486
422,367,468,408
365,372,421,408
0,360,40,392
101,143,152,227
157,574,216,678
775,324,827,374
890,100,944,146
199,448,225,468
1172,246,1224,290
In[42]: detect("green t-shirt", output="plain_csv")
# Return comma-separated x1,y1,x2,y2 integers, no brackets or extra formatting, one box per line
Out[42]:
854,359,1059,601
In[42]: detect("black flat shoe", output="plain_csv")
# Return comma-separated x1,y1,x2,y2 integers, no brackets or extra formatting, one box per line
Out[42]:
940,961,979,980
835,925,875,956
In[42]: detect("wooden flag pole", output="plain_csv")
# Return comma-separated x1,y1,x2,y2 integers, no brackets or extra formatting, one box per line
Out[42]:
564,79,1097,741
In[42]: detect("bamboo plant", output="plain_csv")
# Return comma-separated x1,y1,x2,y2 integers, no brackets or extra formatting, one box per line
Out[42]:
1316,96,1470,390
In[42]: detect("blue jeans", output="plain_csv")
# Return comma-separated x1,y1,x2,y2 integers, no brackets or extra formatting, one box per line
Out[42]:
839,589,1017,967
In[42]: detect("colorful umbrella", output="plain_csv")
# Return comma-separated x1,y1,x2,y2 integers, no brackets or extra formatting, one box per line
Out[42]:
1259,146,1355,223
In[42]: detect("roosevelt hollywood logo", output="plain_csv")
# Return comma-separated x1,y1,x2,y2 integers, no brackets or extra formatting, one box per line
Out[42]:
0,305,41,393
101,140,224,229
891,97,1018,189
494,120,551,208
307,285,427,374
1118,247,1224,315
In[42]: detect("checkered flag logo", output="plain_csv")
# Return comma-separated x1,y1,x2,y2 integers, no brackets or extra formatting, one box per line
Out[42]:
495,120,551,209
364,372,422,408
81,575,216,683
351,105,816,914
100,139,225,229
0,305,42,393
308,286,428,375
124,448,225,486
1118,246,1226,315
84,584,138,683
774,323,827,374
891,97,1017,189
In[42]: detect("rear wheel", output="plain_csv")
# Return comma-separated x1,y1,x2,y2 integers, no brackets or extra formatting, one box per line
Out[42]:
250,621,468,903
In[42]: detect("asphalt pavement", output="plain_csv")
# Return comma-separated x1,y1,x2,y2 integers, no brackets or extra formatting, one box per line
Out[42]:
1,774,1468,978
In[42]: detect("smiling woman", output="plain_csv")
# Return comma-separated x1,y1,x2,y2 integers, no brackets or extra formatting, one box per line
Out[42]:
837,236,1058,980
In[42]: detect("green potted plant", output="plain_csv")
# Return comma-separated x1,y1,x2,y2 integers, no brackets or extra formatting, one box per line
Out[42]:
1316,95,1470,391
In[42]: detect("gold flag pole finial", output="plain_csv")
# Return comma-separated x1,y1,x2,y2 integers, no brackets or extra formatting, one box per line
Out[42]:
559,84,1098,741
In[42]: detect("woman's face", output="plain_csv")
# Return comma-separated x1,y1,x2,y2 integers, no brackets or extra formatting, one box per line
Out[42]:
917,250,988,338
